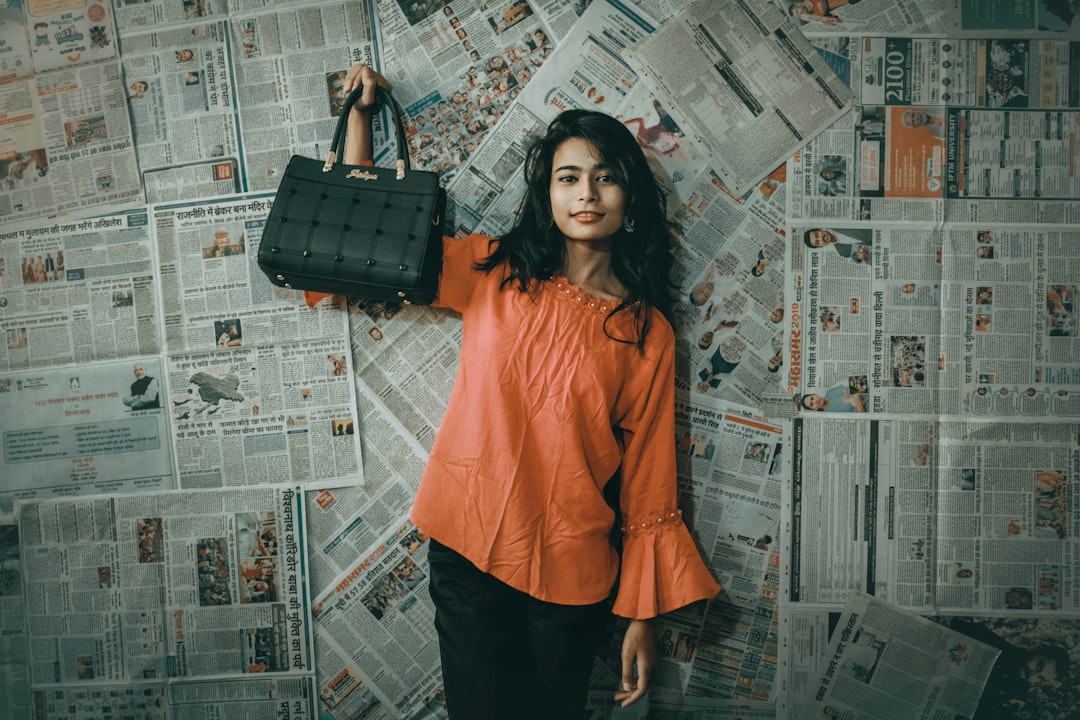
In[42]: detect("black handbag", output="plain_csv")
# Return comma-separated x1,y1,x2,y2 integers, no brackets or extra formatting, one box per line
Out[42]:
258,84,445,304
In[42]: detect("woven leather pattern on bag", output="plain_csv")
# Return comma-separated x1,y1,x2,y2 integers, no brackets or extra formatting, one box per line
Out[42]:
257,84,445,304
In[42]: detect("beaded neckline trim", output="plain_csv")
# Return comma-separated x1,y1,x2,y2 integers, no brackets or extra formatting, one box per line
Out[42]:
549,275,631,316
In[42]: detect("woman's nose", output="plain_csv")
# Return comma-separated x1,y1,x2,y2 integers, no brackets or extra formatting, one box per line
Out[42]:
579,178,597,200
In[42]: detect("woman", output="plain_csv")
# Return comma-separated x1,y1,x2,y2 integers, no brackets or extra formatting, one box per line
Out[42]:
341,64,719,719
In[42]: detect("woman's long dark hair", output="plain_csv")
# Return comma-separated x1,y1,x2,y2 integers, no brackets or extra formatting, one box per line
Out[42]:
475,109,677,351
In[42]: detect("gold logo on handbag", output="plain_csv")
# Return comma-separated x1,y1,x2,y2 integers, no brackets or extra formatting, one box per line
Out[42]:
346,169,379,180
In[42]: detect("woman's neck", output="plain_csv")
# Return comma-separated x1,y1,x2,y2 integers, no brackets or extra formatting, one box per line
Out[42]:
561,242,625,300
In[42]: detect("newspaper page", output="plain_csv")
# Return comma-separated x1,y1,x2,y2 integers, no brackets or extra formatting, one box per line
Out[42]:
312,518,442,719
660,397,786,704
784,416,1080,613
786,221,1080,417
313,628,397,720
166,337,362,489
781,608,1080,720
933,616,1080,719
16,486,313,688
0,356,174,512
772,0,949,37
947,0,1080,37
777,606,838,719
0,209,163,372
1,62,143,230
0,520,30,720
153,193,349,353
30,676,318,720
801,592,996,720
789,30,1080,223
112,0,229,32
117,19,243,203
627,0,856,195
674,169,793,415
347,299,460,453
229,0,378,191
371,0,560,180
304,454,426,598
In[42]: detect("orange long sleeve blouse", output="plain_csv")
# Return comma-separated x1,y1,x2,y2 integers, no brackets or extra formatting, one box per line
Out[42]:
410,233,720,619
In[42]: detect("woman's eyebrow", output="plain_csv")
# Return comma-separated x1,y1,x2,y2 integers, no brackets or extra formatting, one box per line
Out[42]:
554,162,611,173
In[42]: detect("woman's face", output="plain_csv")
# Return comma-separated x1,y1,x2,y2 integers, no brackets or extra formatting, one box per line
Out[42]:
802,393,827,411
548,138,625,246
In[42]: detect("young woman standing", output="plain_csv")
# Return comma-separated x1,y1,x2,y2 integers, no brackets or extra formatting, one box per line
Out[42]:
341,64,719,720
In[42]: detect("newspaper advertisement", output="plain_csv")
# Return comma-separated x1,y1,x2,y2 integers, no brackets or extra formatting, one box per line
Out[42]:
20,0,119,73
790,28,1080,222
787,221,1080,417
788,102,1080,225
785,416,1080,613
0,357,174,513
118,19,243,203
372,0,562,181
166,337,362,489
852,36,1080,110
16,486,313,685
228,1,378,191
0,520,30,720
800,591,996,720
312,518,442,719
1,61,143,230
0,209,163,372
772,0,949,37
153,193,348,353
627,1,855,195
947,0,1080,36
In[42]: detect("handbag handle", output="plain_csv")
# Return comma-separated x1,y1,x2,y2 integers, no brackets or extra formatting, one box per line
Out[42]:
323,83,410,179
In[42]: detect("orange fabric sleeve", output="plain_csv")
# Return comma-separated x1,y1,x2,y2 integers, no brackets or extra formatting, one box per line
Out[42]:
612,323,721,618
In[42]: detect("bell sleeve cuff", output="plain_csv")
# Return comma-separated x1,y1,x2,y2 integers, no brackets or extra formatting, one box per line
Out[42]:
612,509,722,620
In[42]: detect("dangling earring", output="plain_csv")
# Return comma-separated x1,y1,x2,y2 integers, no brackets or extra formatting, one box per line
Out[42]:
623,216,636,233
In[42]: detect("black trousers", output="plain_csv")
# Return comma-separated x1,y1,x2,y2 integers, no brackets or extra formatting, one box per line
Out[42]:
427,539,611,720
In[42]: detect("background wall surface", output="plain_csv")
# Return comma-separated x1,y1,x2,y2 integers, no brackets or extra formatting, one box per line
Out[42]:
1,0,1079,718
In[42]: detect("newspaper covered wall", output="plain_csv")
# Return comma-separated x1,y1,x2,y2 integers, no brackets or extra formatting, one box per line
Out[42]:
16,485,317,716
3,0,1080,718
